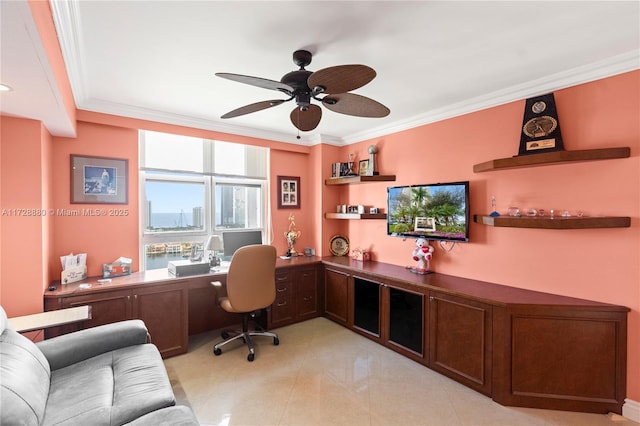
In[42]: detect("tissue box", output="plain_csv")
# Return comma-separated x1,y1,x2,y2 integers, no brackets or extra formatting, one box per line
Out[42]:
61,265,87,285
102,261,131,278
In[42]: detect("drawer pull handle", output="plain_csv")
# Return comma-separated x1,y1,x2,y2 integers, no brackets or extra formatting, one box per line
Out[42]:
277,301,287,307
277,287,288,292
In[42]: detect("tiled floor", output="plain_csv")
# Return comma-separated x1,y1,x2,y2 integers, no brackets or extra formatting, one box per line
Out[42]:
164,317,637,426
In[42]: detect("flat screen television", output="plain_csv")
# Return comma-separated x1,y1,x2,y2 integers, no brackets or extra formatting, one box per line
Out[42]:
387,181,470,242
222,230,263,257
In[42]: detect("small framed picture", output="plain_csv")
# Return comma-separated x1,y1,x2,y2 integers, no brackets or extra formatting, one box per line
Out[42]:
415,216,436,232
358,159,369,176
71,155,128,204
278,176,300,209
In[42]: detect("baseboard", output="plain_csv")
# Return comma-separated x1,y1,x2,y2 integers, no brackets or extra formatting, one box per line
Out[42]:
622,398,640,423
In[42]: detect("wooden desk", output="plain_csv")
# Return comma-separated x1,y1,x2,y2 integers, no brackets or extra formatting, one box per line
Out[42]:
44,256,321,358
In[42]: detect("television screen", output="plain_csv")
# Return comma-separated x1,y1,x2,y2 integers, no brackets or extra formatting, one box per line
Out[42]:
387,181,470,242
222,230,263,257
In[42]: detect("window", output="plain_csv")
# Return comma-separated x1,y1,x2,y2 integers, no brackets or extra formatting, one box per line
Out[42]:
140,131,268,270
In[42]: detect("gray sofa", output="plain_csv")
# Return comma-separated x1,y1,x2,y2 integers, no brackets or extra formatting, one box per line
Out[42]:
0,306,198,425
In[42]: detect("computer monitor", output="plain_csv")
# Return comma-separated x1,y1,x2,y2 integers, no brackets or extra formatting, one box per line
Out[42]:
222,230,263,257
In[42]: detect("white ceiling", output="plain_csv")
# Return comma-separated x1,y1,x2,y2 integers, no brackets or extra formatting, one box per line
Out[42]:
1,1,639,145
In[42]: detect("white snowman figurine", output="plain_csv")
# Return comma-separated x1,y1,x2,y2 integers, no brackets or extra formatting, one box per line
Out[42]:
412,237,434,273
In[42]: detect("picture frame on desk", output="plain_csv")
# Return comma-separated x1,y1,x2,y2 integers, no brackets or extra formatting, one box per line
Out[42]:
71,155,128,204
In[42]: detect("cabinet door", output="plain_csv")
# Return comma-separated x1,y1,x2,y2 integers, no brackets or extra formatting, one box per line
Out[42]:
324,268,349,325
353,276,381,338
134,283,188,358
270,270,295,328
45,289,133,338
428,291,492,396
387,286,424,357
63,289,133,327
295,267,318,320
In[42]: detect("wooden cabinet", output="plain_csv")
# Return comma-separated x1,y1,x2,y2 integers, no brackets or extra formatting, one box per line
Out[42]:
45,283,188,358
324,267,349,325
320,257,629,415
269,265,320,329
428,291,492,396
492,305,628,414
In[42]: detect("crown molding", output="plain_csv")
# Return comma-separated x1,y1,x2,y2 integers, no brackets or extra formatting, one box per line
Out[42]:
53,1,638,147
342,50,640,145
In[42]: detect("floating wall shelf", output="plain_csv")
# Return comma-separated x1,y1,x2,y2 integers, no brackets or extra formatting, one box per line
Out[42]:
325,213,387,220
473,147,630,173
474,214,630,229
324,175,396,185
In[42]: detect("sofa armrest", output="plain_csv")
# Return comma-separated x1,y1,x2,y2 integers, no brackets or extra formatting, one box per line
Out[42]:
36,319,150,370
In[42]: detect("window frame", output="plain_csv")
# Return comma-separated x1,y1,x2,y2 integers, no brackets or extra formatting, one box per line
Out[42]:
139,132,269,271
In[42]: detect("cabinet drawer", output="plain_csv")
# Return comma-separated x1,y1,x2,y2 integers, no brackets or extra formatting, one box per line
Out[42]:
271,294,294,326
276,271,292,282
276,281,291,295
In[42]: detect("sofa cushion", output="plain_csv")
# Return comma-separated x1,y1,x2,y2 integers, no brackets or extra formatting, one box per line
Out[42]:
126,406,199,426
0,323,51,425
43,344,175,426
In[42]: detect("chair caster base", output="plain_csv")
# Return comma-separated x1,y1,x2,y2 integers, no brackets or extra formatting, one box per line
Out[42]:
213,347,222,356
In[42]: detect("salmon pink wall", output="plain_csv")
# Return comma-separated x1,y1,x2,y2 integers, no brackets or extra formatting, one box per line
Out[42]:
270,149,316,255
0,117,52,316
334,71,640,401
51,122,139,278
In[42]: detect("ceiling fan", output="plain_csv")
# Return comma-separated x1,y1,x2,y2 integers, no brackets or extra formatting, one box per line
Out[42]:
216,50,390,132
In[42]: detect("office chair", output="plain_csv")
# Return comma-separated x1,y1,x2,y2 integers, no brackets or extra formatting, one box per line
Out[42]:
212,244,279,361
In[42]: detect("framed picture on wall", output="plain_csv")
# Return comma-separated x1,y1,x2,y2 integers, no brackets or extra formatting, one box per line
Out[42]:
71,155,128,204
277,176,300,209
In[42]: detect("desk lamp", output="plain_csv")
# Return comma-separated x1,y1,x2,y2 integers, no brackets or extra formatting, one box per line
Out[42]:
205,235,224,267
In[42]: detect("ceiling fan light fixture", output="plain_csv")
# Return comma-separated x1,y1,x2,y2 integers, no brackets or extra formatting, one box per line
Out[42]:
216,50,389,133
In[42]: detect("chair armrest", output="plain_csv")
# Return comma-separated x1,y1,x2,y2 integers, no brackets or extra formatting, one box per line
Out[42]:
36,319,150,370
211,281,223,306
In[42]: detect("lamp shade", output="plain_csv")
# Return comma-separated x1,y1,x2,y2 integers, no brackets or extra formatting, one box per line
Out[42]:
205,235,223,251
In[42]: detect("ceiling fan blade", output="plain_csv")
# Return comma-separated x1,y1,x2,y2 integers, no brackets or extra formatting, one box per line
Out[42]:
308,65,376,94
216,73,294,93
221,99,286,119
322,93,390,118
290,104,322,131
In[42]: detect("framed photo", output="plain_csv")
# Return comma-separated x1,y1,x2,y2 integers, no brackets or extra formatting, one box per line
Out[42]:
358,159,369,176
71,155,128,204
415,216,436,232
277,176,300,209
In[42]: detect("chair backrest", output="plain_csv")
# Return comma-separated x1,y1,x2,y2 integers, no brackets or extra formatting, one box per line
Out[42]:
225,244,277,312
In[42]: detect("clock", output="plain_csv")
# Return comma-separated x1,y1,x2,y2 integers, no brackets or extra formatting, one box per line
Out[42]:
329,235,349,256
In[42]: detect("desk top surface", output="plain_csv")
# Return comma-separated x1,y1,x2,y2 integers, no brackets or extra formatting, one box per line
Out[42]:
46,255,321,298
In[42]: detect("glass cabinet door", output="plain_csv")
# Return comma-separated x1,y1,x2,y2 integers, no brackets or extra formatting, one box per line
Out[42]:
353,277,380,336
388,287,423,354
